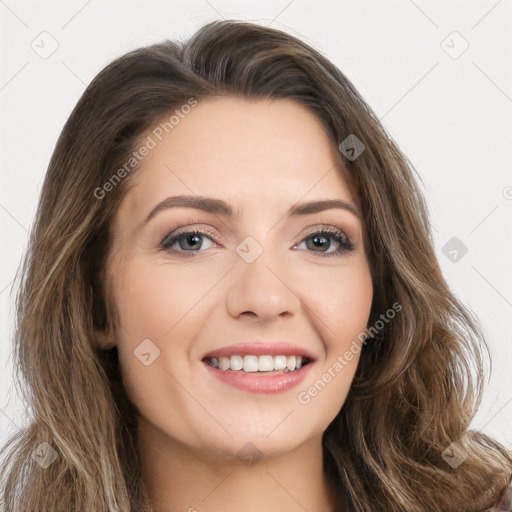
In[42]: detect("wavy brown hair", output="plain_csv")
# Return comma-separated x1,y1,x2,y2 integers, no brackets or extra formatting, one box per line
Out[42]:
1,19,511,512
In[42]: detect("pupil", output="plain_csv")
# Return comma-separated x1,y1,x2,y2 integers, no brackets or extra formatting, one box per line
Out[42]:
310,235,328,252
181,234,201,250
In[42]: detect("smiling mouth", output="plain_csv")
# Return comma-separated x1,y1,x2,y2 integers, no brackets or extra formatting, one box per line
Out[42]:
203,354,311,373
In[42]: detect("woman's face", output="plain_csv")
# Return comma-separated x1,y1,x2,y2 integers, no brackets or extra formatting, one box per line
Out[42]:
106,96,373,459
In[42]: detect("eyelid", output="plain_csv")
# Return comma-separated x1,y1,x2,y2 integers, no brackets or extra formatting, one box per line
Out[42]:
159,222,350,243
298,223,353,243
301,223,348,237
159,224,222,248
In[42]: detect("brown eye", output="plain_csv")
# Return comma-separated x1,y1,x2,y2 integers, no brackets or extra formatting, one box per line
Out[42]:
296,227,354,257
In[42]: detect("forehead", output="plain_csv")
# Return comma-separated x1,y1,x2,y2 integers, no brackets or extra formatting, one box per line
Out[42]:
120,96,355,221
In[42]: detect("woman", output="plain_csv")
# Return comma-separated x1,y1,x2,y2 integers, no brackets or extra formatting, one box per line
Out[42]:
1,19,511,512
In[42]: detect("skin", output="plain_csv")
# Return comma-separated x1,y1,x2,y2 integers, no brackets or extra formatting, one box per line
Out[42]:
102,96,374,512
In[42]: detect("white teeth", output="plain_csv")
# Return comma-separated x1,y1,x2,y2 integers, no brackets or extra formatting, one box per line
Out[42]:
230,355,243,371
286,355,296,371
218,357,230,371
258,355,274,371
207,354,308,372
243,355,259,372
274,355,287,370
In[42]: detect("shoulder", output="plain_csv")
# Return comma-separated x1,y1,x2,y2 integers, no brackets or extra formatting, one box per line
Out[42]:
486,474,512,511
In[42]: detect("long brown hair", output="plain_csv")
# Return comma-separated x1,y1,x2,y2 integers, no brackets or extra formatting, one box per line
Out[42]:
1,20,511,512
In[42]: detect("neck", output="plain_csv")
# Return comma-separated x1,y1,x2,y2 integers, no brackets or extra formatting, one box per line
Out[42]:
137,417,337,512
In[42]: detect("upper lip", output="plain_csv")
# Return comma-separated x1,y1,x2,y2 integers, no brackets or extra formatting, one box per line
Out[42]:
202,341,317,362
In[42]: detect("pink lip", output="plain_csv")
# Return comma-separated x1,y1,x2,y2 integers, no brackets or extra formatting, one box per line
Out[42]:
203,359,314,394
202,341,317,361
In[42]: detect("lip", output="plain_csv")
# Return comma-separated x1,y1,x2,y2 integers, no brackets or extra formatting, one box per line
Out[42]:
202,341,317,361
203,359,314,394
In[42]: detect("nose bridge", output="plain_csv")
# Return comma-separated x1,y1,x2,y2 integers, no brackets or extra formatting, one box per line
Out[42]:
226,234,299,320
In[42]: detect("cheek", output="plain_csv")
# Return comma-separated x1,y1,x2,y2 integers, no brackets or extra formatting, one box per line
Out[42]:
327,274,373,346
112,256,209,340
110,257,217,430
112,256,236,414
303,259,373,347
293,261,372,412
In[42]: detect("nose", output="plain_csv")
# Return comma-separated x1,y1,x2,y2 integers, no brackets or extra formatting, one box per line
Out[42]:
225,244,300,322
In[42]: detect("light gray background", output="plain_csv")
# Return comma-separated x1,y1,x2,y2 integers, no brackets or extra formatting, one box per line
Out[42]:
1,1,511,452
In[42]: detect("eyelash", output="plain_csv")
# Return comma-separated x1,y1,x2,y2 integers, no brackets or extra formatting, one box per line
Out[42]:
160,225,355,258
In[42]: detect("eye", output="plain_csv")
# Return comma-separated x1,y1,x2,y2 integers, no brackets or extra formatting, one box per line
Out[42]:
160,228,217,256
160,225,355,258
294,226,355,257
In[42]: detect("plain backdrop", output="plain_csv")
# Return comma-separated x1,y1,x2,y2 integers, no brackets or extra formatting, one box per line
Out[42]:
1,0,511,453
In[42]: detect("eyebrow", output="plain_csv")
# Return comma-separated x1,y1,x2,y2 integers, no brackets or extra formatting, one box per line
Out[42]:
143,195,361,225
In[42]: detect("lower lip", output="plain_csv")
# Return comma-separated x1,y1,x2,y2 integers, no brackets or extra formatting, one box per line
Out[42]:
202,360,313,394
